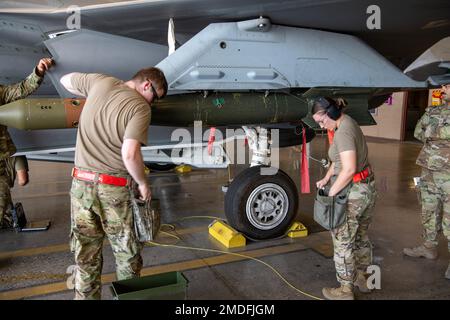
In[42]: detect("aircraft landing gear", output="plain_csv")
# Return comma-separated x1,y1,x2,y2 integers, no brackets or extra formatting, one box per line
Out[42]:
224,126,298,240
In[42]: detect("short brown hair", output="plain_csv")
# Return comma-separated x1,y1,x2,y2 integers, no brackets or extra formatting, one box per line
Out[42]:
132,67,168,99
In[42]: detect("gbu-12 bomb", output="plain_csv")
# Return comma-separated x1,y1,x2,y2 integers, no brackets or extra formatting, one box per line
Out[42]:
0,92,311,130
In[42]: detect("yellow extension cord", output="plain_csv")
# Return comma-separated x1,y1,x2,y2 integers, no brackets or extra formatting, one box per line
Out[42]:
146,218,323,301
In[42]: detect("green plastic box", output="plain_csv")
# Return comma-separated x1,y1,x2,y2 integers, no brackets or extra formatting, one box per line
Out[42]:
110,271,188,300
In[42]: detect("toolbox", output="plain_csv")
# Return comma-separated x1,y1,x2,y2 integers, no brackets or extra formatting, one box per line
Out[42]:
110,271,188,300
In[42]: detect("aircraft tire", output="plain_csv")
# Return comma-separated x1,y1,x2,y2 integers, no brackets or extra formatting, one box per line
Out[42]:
224,166,298,240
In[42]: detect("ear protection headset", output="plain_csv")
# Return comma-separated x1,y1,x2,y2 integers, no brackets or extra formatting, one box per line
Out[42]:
315,97,342,121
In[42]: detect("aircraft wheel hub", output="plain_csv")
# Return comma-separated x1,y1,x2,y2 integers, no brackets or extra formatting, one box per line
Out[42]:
246,183,288,230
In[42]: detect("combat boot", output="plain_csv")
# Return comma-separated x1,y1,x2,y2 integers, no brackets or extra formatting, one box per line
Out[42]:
322,284,354,300
354,270,372,293
403,244,438,260
445,263,450,280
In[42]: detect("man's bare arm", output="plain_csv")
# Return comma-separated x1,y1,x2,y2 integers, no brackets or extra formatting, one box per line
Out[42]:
122,138,151,200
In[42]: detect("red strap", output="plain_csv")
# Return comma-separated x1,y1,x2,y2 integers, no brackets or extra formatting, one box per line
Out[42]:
98,174,128,187
327,130,335,145
301,127,310,194
72,168,128,187
353,167,370,183
208,127,216,155
72,168,96,182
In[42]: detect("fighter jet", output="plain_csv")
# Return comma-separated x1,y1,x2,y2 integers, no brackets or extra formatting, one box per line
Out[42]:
0,0,448,239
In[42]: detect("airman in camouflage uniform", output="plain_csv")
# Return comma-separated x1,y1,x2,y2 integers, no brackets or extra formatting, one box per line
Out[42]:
404,83,450,280
312,97,377,300
61,68,167,299
0,58,53,228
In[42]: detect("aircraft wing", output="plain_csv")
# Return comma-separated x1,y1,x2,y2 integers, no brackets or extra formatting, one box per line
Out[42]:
44,29,167,97
1,0,449,71
1,0,448,94
404,37,450,85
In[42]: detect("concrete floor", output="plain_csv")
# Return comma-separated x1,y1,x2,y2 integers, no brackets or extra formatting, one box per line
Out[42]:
0,135,449,300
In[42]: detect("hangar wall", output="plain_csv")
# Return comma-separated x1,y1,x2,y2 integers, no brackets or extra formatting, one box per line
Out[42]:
361,92,407,140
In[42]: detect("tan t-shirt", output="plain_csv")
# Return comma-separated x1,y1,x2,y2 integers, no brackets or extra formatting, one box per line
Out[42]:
328,114,369,175
71,73,151,174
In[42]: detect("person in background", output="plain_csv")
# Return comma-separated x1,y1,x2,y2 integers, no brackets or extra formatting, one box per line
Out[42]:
404,83,450,280
0,58,53,228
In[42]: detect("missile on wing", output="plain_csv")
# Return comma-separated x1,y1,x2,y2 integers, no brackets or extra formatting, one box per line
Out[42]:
0,92,310,130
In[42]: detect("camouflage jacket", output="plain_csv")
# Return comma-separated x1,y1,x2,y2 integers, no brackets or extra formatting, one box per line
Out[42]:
0,68,43,159
414,104,450,170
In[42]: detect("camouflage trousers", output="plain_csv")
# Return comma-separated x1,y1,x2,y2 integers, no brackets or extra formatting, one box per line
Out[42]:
331,180,377,286
419,167,450,250
70,178,143,300
0,156,28,227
